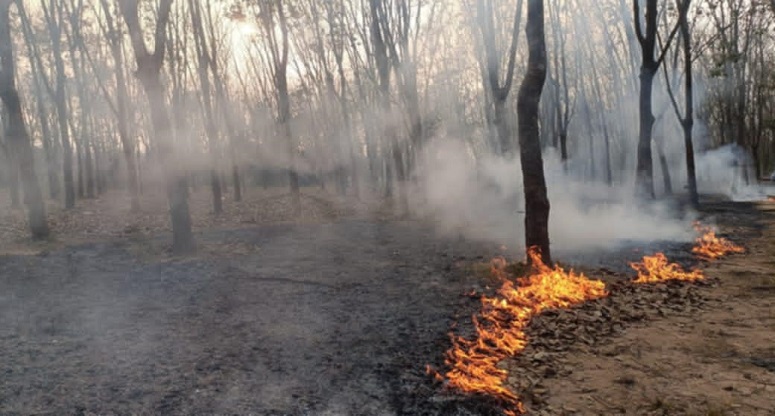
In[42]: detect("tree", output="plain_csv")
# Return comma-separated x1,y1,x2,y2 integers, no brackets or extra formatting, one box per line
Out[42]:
189,0,223,215
474,0,524,156
119,0,194,254
98,0,140,211
662,0,697,207
518,0,551,264
0,0,49,239
41,0,76,208
256,0,301,216
633,0,681,199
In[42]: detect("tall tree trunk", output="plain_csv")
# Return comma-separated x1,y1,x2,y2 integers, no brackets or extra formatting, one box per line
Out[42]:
679,0,698,207
31,71,60,199
476,0,524,156
100,0,140,210
120,0,194,254
0,0,49,238
518,0,551,264
634,0,677,199
43,0,76,208
189,0,222,215
635,66,656,199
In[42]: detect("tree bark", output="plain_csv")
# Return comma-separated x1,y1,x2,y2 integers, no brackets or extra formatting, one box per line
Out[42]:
517,0,551,264
0,0,49,238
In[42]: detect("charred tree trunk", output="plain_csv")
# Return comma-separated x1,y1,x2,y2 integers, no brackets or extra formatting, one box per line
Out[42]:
0,0,49,238
517,0,551,264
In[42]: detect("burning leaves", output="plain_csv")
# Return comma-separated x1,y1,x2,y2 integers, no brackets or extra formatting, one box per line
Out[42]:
692,223,745,260
432,248,607,415
630,253,704,284
431,222,744,415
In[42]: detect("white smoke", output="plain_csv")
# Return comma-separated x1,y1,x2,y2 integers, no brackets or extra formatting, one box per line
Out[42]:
411,138,695,255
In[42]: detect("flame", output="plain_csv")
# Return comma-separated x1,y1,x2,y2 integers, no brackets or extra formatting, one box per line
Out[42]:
630,252,704,283
436,247,607,414
691,223,744,260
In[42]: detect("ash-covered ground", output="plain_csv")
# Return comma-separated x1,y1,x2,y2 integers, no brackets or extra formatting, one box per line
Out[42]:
1,220,504,416
0,199,761,416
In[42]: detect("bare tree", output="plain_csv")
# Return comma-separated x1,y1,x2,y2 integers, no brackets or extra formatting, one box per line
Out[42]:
474,0,524,155
0,0,49,238
662,0,698,207
189,0,222,214
633,0,681,199
98,0,140,211
255,0,301,216
40,0,76,208
119,0,194,254
518,0,551,264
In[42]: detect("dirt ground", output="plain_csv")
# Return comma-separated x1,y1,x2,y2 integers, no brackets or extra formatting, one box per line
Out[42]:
0,188,773,415
535,200,775,416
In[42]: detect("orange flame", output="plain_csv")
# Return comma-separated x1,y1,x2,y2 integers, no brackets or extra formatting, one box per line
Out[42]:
691,223,744,260
437,247,607,414
630,252,704,283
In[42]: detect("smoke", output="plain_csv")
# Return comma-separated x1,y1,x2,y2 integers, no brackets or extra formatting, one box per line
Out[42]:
695,144,768,202
411,138,695,255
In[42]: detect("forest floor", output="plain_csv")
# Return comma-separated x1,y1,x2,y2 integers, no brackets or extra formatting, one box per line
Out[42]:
0,187,773,415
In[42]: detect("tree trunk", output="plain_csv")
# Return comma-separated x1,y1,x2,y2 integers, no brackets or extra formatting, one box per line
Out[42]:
145,79,194,253
85,140,95,198
7,150,20,208
517,0,551,264
0,0,49,238
656,137,672,195
603,121,613,186
120,0,194,254
680,2,698,207
76,142,85,198
44,0,76,209
635,68,656,199
189,0,222,215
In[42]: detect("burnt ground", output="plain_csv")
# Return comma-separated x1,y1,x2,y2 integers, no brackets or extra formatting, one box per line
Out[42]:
1,189,773,416
0,217,503,416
